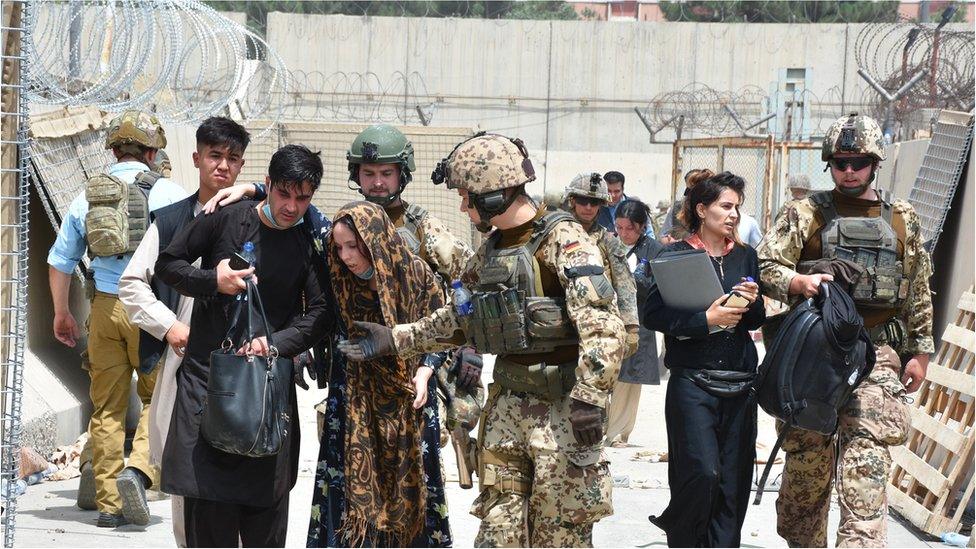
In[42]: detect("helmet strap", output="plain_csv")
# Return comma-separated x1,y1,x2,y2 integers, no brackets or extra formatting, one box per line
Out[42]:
833,163,877,197
352,164,411,207
470,187,525,228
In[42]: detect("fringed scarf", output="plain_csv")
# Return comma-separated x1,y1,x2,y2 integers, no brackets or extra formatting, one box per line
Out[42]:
328,201,444,547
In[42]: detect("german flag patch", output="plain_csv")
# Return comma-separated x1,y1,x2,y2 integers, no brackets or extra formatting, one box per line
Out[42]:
563,240,581,253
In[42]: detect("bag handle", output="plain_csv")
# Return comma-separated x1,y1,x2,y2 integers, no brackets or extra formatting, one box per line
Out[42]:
219,279,279,362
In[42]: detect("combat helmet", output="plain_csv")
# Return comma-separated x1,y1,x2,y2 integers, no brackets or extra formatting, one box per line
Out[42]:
105,110,167,153
347,124,416,206
432,132,536,228
787,174,811,191
565,172,609,203
821,113,886,162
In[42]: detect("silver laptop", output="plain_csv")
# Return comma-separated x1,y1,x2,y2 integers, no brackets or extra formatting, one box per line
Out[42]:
648,249,725,313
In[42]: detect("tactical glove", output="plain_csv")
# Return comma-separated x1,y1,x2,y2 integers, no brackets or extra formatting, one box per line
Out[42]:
569,398,604,446
455,346,483,392
337,321,395,361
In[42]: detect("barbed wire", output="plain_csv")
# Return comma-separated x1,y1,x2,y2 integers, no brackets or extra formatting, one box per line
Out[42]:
26,0,288,136
854,17,975,114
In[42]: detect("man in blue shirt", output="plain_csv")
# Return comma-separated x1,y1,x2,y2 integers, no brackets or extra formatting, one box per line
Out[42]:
47,110,188,528
597,171,655,239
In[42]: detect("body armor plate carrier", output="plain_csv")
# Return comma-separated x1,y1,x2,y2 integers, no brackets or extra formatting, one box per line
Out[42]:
85,170,160,258
395,203,426,256
464,211,579,356
801,190,908,309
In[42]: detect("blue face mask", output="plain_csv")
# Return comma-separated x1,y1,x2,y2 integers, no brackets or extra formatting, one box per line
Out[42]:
262,202,304,229
354,265,375,281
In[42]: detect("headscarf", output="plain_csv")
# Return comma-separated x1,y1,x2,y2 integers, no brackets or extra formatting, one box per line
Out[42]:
327,201,444,547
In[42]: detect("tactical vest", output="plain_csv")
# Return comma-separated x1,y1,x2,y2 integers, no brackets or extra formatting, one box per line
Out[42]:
803,190,908,309
395,203,426,255
464,211,579,356
85,170,160,257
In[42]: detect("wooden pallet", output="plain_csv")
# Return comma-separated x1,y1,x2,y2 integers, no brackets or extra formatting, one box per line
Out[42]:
889,286,976,537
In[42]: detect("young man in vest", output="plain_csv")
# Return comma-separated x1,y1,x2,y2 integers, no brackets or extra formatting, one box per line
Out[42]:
118,116,250,543
338,134,626,548
758,113,934,547
47,110,188,527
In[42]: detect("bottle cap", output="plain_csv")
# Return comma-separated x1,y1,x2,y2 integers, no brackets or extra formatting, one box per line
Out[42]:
451,280,463,289
243,241,255,252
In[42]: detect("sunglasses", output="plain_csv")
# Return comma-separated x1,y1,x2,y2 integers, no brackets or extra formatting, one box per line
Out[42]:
573,196,604,207
828,157,874,172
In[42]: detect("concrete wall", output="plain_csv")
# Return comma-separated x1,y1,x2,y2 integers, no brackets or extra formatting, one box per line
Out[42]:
264,14,968,202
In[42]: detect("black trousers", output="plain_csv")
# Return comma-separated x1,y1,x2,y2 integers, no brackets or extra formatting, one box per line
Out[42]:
651,376,757,547
183,494,289,547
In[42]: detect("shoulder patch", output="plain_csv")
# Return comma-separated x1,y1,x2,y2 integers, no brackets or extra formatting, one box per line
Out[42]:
563,240,581,253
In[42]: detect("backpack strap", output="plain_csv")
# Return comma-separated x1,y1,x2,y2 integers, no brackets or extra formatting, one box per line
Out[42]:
877,189,894,225
133,170,162,194
753,424,790,505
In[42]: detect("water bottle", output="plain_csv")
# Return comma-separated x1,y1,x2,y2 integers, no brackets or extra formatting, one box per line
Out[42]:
941,533,970,547
635,258,650,278
451,280,474,317
241,241,257,266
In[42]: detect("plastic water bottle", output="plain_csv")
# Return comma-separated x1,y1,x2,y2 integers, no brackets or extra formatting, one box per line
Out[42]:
451,280,474,317
634,258,650,278
241,241,257,266
941,533,970,547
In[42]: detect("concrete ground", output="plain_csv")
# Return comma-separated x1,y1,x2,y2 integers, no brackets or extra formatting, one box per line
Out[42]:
10,356,934,548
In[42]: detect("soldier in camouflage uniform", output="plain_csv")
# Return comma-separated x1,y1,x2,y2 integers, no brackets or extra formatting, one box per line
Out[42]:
757,113,934,548
565,172,640,356
338,133,626,547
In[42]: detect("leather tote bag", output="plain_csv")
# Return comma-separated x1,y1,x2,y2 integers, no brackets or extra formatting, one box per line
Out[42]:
201,279,294,457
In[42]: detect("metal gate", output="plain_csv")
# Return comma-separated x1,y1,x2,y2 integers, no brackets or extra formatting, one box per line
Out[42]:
672,137,829,230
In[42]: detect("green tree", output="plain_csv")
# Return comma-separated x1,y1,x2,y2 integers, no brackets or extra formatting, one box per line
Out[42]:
659,1,899,23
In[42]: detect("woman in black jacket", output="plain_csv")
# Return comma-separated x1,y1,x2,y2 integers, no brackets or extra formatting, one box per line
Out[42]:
604,199,664,446
642,172,765,548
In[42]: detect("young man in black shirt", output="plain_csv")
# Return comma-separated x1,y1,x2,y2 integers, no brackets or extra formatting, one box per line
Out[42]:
155,144,332,547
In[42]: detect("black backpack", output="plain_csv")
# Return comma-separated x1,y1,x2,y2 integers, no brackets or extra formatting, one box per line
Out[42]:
752,281,875,504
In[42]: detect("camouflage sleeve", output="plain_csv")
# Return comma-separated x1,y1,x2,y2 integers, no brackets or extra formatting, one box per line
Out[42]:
541,221,625,409
392,304,464,358
756,199,816,302
419,215,475,283
895,202,935,355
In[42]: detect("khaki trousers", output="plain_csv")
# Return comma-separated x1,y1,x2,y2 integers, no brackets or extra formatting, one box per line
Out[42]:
86,292,158,514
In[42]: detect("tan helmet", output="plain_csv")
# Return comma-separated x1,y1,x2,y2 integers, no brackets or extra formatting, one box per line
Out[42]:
566,172,609,203
821,113,885,162
432,133,535,194
787,174,811,191
105,110,167,151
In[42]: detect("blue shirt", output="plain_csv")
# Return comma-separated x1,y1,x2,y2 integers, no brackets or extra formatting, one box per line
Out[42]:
597,194,656,239
47,161,189,294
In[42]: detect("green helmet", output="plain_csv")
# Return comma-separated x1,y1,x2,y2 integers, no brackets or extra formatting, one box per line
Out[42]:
822,113,886,162
347,124,415,206
566,172,609,203
105,110,167,152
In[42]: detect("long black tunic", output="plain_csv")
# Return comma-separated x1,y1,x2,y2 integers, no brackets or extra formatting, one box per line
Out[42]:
620,234,665,384
155,200,331,505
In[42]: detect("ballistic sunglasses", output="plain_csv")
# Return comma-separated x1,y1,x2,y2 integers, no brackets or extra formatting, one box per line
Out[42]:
827,156,874,172
573,196,604,207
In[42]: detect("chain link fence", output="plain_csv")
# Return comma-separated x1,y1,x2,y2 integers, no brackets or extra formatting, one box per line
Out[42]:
672,138,833,231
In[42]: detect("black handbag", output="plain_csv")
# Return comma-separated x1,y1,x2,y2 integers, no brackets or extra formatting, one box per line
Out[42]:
201,280,294,458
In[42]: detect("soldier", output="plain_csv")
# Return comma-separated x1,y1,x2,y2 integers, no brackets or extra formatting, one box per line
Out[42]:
787,173,812,201
48,110,188,527
338,133,626,547
565,172,639,356
757,113,933,547
650,199,670,238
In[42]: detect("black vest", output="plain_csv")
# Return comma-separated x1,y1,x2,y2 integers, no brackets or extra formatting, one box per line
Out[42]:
137,193,199,372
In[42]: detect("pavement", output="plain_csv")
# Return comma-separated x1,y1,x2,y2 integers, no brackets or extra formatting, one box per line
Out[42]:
9,353,936,548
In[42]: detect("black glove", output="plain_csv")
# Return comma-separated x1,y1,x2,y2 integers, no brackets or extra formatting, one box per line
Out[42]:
336,321,395,361
569,398,604,446
294,350,315,390
454,346,482,392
